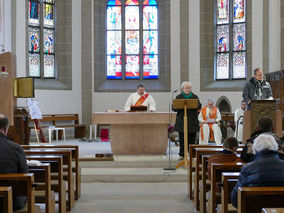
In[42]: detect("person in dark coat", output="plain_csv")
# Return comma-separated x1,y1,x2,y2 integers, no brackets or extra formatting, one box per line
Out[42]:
231,134,284,208
242,68,273,106
173,81,201,159
0,114,29,211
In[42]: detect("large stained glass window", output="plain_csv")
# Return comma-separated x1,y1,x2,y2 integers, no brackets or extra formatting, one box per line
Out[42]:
28,0,55,78
215,0,246,80
106,0,158,80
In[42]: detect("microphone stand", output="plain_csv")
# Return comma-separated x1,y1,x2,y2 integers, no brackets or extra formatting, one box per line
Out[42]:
164,89,178,171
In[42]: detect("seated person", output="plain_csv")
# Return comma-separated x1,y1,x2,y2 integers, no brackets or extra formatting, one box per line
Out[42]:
234,100,247,142
124,84,156,112
207,137,241,180
0,114,29,211
198,98,222,144
231,134,284,208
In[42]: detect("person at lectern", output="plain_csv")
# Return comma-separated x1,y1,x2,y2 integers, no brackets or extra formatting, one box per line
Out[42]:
124,84,156,112
173,81,201,160
198,98,222,144
242,68,273,105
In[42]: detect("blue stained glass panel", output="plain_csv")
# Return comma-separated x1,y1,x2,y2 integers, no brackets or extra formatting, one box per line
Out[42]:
143,0,157,5
107,6,121,30
216,25,229,52
143,31,157,55
29,27,40,53
107,31,122,55
125,55,139,79
29,1,40,26
217,0,229,24
44,54,55,78
43,29,54,53
125,6,139,30
125,0,139,6
233,52,246,79
43,4,54,28
107,55,122,79
29,53,40,77
125,30,139,54
143,54,158,79
107,0,121,5
233,23,246,51
233,0,246,23
143,6,158,30
216,53,229,79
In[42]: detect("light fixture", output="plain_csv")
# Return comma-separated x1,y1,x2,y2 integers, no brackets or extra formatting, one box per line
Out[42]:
0,66,8,78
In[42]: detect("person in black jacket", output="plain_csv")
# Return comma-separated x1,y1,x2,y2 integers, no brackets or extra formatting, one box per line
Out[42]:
231,134,284,208
0,114,29,211
173,81,201,160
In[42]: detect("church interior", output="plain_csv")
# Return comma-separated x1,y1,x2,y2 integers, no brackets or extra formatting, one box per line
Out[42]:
0,0,284,212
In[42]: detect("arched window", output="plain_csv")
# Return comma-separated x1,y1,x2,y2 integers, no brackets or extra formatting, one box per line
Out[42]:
28,0,55,78
106,0,158,79
215,0,246,80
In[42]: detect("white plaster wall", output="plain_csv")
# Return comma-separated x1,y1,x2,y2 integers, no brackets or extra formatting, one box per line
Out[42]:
16,0,82,121
1,0,11,52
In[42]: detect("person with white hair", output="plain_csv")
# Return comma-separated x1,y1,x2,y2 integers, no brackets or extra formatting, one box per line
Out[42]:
198,98,222,144
173,81,201,160
231,134,284,208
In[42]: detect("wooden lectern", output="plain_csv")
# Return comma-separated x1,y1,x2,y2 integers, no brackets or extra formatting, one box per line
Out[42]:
173,99,198,169
242,100,283,143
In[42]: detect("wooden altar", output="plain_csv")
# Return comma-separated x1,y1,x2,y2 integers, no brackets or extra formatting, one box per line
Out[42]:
93,112,176,155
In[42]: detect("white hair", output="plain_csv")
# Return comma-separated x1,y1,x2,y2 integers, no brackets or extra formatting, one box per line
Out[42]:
252,134,278,154
180,81,192,90
207,98,215,104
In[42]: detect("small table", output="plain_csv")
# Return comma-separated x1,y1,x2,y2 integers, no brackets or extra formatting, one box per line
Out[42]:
48,127,65,143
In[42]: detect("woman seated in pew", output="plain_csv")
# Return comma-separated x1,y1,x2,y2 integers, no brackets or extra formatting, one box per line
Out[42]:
207,137,241,179
231,134,284,208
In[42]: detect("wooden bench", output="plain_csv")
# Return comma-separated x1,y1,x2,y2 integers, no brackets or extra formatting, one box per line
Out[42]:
26,155,66,213
238,187,284,213
29,114,86,139
0,186,13,213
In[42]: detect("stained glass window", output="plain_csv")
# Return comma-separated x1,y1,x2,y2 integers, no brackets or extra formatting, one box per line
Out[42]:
28,0,56,79
215,0,246,80
106,0,158,80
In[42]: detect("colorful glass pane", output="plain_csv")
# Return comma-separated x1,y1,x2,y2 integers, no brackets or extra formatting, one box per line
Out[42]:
143,6,158,30
43,29,54,53
216,53,229,79
107,55,122,79
44,54,55,78
125,30,139,54
233,0,245,23
125,0,139,6
29,53,40,77
217,0,229,24
233,52,246,79
107,0,121,5
29,27,40,53
29,1,40,26
125,6,139,30
143,54,158,79
107,31,122,55
143,31,157,55
44,0,54,3
233,23,246,51
125,55,139,79
143,0,157,5
216,25,229,52
44,4,54,27
107,6,121,30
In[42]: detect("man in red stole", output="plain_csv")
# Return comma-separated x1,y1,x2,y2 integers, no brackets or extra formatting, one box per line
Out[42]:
198,98,222,144
124,84,156,112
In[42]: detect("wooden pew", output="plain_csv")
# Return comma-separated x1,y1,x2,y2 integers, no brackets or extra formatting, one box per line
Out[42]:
26,155,66,213
0,173,39,213
200,155,209,213
22,144,81,200
209,162,245,213
29,164,55,213
0,186,13,213
262,208,284,213
24,149,74,211
238,187,284,213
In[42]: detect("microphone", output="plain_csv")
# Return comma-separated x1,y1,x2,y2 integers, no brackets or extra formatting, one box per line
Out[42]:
173,88,178,93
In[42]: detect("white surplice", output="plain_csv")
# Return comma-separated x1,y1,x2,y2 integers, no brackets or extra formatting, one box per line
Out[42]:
124,92,156,112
